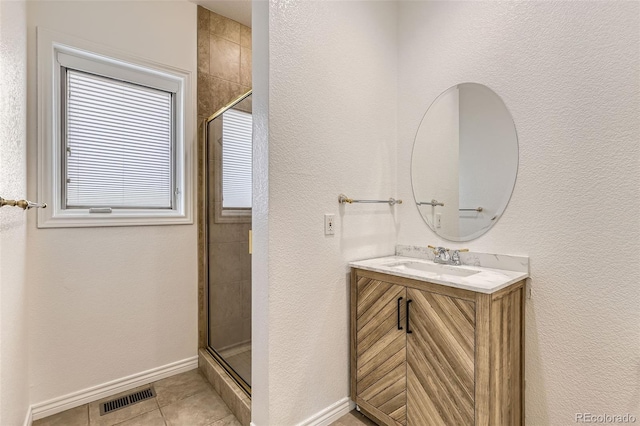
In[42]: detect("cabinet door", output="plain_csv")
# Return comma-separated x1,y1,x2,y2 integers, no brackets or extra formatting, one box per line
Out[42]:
406,288,475,426
356,276,407,425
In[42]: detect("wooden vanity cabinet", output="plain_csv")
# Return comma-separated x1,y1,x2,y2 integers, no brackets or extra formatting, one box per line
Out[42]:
350,268,525,426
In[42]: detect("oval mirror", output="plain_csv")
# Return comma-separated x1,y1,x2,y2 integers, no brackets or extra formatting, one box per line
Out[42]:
411,83,518,241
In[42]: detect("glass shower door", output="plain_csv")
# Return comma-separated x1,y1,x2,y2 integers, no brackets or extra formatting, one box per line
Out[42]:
206,92,252,394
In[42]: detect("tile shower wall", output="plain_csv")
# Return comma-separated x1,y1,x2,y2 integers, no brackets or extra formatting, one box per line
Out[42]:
197,6,252,351
197,7,251,122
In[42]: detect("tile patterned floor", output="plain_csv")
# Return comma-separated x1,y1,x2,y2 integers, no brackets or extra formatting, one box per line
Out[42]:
329,411,378,426
33,367,375,426
33,369,241,426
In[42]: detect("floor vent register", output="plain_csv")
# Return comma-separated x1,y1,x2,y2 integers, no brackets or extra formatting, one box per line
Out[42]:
100,387,156,416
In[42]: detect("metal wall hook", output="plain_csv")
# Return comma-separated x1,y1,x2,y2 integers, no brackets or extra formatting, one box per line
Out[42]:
0,197,47,210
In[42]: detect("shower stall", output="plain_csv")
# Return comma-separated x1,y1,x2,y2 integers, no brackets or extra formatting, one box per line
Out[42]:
205,91,252,395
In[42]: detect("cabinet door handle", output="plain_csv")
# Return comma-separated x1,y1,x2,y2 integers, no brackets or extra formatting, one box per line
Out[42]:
406,299,413,334
397,297,403,330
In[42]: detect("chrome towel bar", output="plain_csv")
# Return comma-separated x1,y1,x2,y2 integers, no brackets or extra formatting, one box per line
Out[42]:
338,194,402,206
416,199,444,207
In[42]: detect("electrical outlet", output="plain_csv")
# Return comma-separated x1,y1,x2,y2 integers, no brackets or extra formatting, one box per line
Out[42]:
324,214,335,235
436,213,442,228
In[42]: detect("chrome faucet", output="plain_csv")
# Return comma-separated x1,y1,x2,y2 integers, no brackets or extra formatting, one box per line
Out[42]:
428,245,469,266
429,246,450,264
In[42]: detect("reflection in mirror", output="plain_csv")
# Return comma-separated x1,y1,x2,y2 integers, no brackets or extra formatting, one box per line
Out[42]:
411,83,518,241
207,91,252,222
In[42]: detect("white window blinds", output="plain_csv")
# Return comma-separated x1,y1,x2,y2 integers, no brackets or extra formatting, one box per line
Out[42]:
222,108,252,209
65,69,173,209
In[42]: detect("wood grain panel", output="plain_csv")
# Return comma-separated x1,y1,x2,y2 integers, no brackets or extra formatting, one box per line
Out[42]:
356,277,407,425
358,346,405,392
357,397,405,426
350,269,358,401
490,286,524,426
475,293,491,426
407,288,475,426
354,268,477,302
352,268,526,426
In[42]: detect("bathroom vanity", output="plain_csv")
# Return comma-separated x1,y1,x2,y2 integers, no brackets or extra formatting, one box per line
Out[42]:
348,82,527,425
349,255,528,426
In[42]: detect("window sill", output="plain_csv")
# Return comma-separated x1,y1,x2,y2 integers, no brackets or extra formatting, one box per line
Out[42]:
37,209,193,228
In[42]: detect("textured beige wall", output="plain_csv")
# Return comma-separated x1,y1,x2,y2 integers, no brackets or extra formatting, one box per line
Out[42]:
252,2,399,423
253,1,640,424
197,6,252,351
26,0,198,406
397,2,639,424
0,0,29,424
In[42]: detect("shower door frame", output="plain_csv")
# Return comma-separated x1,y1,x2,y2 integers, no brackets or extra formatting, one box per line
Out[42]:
203,90,252,397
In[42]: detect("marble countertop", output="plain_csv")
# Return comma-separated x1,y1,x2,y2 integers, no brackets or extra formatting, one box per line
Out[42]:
349,255,529,294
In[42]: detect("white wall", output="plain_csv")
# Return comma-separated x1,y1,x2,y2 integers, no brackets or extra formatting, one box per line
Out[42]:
0,0,30,424
26,0,198,406
253,1,398,424
397,2,640,424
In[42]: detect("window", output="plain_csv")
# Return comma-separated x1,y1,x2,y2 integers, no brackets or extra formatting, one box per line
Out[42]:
65,70,174,210
222,108,252,209
37,29,192,228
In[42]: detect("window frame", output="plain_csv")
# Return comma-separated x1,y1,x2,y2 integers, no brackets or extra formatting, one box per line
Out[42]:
37,28,193,228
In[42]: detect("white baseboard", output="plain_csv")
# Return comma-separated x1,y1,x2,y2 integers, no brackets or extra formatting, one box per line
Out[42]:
22,406,33,426
295,397,355,426
249,398,354,426
30,355,198,421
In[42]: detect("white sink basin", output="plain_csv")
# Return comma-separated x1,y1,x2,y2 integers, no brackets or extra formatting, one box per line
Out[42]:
390,261,480,278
